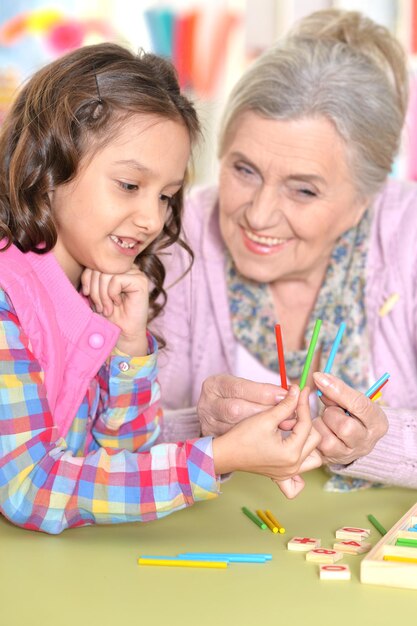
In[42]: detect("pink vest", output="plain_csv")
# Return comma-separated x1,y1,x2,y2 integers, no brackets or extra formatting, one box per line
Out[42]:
0,244,120,437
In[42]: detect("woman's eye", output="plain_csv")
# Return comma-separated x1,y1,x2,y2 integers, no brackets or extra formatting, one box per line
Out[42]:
118,181,138,192
160,194,173,206
234,163,255,177
298,188,317,197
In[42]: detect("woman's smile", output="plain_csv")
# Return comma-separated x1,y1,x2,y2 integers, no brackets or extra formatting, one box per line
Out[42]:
241,227,293,255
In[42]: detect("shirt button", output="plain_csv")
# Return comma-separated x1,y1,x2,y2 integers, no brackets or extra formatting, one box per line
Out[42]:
119,361,129,372
88,333,105,349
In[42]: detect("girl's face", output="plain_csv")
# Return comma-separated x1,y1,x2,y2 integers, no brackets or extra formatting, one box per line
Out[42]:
218,112,369,285
51,114,191,287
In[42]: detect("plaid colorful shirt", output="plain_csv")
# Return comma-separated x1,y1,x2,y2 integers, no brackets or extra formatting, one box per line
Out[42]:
0,289,219,534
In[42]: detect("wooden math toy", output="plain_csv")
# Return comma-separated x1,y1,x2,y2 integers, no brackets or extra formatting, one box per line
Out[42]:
361,502,417,590
320,564,351,580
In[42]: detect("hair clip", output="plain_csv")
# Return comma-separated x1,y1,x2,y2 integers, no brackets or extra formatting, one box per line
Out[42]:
94,72,103,104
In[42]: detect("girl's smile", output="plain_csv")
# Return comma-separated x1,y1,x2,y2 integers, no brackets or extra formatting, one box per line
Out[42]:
109,235,143,256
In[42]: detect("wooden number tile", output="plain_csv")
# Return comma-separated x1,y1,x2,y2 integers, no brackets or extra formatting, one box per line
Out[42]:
306,548,343,564
320,564,351,580
335,527,371,540
334,540,371,555
287,537,321,551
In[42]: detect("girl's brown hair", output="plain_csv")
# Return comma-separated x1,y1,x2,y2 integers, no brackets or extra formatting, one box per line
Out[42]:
0,42,199,336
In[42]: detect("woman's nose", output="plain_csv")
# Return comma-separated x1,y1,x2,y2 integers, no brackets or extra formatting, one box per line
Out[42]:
244,185,285,231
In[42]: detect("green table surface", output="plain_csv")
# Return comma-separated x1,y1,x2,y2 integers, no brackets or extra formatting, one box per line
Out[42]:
1,468,416,626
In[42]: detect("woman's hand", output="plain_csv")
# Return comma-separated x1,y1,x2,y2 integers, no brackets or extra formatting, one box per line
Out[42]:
212,386,322,498
81,267,149,356
313,372,388,465
197,374,289,437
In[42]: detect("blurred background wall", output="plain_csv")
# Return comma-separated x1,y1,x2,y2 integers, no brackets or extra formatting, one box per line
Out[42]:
1,0,417,185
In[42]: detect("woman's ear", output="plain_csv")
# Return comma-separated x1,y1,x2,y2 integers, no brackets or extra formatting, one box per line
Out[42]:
353,194,373,226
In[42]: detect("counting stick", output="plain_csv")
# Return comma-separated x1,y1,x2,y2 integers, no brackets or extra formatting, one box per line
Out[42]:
365,373,390,398
274,324,288,390
317,322,346,397
300,319,322,390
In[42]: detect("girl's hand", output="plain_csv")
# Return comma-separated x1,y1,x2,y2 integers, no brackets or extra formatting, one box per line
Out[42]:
81,267,150,356
275,449,324,499
312,372,388,465
212,386,322,498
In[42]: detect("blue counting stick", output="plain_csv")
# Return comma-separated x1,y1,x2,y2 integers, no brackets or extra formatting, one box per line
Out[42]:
180,552,272,561
365,372,390,398
317,322,346,397
178,554,267,563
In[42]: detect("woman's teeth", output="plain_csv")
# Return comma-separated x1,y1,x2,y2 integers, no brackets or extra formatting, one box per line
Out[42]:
110,235,137,249
244,230,287,246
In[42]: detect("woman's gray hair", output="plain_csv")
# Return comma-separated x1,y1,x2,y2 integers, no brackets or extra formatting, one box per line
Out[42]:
218,9,409,198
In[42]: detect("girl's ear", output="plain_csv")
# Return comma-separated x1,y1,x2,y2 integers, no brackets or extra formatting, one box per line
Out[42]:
48,189,56,212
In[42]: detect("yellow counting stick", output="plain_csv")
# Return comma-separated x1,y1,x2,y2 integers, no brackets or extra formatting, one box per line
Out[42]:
138,558,227,569
383,555,417,564
256,510,278,534
371,391,382,402
265,510,285,534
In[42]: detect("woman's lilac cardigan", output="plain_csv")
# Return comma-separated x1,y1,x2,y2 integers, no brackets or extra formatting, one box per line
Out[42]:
155,181,417,488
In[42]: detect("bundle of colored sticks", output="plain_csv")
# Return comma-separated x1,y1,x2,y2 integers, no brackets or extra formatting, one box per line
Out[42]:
274,319,390,400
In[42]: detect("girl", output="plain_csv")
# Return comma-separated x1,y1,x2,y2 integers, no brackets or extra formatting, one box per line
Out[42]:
0,43,321,534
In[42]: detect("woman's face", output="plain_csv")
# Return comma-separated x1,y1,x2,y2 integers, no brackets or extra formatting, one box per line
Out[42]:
218,112,369,285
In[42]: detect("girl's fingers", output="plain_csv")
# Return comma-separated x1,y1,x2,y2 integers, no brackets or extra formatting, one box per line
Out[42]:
298,449,323,472
88,270,103,313
275,475,306,499
279,417,298,431
285,387,314,445
81,268,92,296
274,450,322,499
97,273,115,317
267,385,301,429
107,275,125,307
298,424,322,461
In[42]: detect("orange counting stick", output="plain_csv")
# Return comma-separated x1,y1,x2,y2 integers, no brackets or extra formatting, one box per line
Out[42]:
275,324,288,390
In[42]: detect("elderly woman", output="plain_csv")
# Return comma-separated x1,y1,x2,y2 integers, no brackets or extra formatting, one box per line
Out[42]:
155,9,417,489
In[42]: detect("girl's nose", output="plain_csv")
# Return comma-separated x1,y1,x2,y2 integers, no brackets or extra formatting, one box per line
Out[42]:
132,198,165,236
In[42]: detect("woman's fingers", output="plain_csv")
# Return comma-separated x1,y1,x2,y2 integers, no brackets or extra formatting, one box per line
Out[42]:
313,416,352,459
197,375,287,436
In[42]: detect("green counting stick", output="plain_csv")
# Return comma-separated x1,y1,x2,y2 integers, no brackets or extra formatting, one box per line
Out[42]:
299,319,322,391
242,507,267,530
395,538,417,547
367,514,387,536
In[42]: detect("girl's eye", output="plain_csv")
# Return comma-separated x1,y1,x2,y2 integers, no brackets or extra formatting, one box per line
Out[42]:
118,181,138,192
